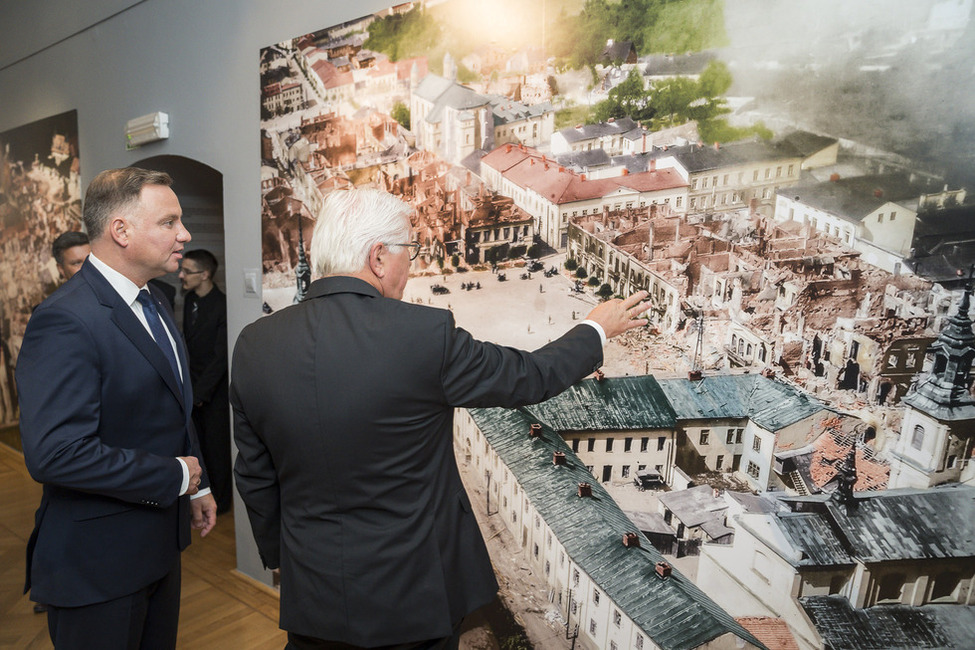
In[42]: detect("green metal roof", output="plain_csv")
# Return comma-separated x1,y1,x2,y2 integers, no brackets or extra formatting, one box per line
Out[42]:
657,374,825,431
469,407,766,650
525,375,677,432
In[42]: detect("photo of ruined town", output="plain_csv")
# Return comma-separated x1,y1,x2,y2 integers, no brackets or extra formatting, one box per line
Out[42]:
0,111,82,434
259,1,975,647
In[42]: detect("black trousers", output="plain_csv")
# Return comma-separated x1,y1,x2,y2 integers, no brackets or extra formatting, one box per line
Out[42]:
285,619,463,650
46,557,181,650
193,382,233,512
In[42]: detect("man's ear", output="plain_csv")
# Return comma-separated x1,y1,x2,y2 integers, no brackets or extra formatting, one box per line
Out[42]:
109,217,129,247
367,242,386,278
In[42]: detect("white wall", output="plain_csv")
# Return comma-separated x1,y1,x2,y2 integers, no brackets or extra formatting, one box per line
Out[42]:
0,0,393,585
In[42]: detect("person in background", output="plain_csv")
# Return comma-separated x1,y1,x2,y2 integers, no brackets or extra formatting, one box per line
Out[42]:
51,230,90,281
17,167,217,650
231,188,650,649
180,248,232,514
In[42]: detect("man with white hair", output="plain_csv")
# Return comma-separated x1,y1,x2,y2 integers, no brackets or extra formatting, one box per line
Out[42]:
232,188,649,649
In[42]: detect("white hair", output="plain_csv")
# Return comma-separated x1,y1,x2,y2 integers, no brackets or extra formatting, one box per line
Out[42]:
310,189,412,276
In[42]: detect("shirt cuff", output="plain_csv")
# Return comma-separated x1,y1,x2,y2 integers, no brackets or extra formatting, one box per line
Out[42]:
580,320,607,346
177,457,190,496
191,488,212,500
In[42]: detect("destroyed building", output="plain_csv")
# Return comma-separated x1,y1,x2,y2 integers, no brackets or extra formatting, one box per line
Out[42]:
381,150,537,269
773,172,965,275
567,206,695,332
259,175,314,278
567,198,939,412
463,191,534,265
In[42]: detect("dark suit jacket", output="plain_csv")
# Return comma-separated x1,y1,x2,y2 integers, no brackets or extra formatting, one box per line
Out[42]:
182,286,228,405
16,259,203,607
231,276,602,646
149,278,177,312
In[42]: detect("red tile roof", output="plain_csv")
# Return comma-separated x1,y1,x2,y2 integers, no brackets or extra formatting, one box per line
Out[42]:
736,617,800,650
312,58,353,89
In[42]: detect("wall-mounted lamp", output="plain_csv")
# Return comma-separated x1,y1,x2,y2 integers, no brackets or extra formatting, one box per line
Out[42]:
125,111,169,149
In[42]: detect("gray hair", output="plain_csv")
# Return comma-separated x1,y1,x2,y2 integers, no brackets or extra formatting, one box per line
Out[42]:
310,189,412,276
83,167,173,240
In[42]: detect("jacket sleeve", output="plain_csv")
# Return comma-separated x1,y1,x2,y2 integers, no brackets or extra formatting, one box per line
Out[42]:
16,305,183,506
441,316,603,408
230,348,281,570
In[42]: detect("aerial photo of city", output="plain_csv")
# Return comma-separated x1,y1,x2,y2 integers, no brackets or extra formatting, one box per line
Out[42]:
257,1,975,648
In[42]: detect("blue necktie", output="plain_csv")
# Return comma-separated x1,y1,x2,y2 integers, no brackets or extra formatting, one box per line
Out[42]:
137,289,181,385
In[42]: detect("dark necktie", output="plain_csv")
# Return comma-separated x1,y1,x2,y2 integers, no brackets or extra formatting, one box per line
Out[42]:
136,289,181,384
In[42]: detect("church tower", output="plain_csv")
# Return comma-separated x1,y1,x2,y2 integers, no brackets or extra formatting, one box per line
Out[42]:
889,285,975,487
293,218,311,304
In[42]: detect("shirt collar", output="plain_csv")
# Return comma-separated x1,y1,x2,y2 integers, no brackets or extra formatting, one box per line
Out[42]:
87,253,145,306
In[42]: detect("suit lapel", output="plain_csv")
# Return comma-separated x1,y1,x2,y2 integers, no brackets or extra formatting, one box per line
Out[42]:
82,263,187,409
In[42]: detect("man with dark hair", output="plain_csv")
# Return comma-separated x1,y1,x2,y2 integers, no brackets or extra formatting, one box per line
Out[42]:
51,230,90,281
180,248,232,514
17,166,217,649
232,188,650,649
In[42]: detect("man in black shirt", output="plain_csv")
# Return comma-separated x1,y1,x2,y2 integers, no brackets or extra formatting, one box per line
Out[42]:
180,249,231,514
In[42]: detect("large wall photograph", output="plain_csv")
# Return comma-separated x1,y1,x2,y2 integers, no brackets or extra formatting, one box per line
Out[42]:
258,0,974,372
0,110,82,432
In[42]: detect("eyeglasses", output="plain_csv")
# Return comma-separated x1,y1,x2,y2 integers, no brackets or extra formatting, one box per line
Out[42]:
386,241,421,260
180,268,206,275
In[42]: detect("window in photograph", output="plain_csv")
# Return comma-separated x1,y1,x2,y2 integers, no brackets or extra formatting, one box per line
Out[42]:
747,461,760,479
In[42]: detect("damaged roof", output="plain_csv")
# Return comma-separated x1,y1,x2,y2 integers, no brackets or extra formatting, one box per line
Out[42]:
657,374,825,432
524,375,676,431
800,595,975,650
469,406,764,650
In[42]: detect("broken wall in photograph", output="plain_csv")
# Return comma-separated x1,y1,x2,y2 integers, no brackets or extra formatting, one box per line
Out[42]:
0,110,82,431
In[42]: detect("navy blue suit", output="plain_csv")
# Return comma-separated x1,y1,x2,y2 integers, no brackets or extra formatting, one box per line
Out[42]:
16,259,203,609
